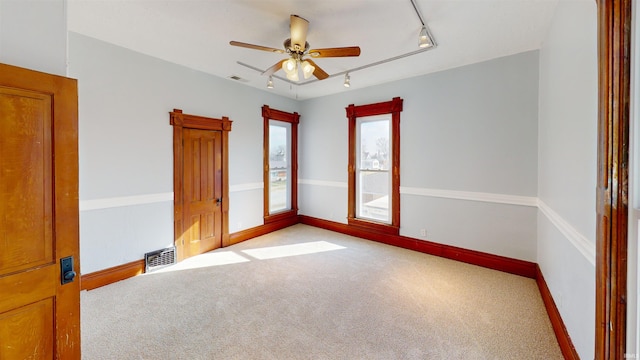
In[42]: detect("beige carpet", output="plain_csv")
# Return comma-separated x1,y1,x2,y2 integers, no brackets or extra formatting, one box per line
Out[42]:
81,224,562,359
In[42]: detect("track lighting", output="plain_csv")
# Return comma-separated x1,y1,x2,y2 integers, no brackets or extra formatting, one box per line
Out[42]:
267,76,274,89
343,73,350,88
419,25,432,48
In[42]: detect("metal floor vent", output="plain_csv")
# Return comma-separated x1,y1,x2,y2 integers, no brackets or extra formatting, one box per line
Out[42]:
144,247,176,272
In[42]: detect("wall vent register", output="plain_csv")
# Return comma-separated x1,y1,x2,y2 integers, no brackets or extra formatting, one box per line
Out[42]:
144,247,177,272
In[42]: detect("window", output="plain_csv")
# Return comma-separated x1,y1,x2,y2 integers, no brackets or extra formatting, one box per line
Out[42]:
268,120,291,213
262,105,299,223
346,97,402,234
357,115,391,223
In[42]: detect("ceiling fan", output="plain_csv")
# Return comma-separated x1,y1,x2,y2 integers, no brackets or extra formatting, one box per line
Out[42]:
230,14,361,82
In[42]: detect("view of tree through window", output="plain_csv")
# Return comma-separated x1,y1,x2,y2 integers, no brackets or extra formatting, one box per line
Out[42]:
269,121,290,213
357,115,391,223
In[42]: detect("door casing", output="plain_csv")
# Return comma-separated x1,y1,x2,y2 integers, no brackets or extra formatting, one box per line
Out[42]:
170,109,232,261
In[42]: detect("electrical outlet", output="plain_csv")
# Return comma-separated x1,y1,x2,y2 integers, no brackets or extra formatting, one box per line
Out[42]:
420,229,427,237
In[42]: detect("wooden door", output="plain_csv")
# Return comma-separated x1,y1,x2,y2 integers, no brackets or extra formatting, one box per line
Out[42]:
170,109,232,261
0,63,80,358
182,128,223,258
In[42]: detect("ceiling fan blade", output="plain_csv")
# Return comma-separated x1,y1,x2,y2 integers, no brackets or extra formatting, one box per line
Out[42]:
305,59,329,80
229,41,285,54
289,15,309,52
262,59,287,77
308,46,361,58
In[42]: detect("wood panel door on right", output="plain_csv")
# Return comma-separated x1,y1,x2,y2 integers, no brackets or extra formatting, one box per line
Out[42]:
182,128,223,259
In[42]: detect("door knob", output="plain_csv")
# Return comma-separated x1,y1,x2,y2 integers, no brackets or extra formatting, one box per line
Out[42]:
60,256,76,285
64,270,77,281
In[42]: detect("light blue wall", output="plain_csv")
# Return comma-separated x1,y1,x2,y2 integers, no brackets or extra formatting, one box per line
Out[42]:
299,51,540,261
537,1,597,358
68,32,299,273
0,0,68,76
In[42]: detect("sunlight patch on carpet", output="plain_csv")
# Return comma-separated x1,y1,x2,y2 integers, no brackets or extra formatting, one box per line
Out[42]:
150,251,250,273
241,241,346,260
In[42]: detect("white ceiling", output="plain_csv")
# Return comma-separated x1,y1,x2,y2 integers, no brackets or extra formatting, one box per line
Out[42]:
67,0,561,100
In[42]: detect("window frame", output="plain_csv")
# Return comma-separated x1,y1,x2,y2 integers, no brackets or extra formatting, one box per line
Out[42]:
346,97,402,235
262,105,299,224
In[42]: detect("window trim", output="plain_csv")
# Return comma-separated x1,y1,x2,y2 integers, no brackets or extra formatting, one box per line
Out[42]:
262,105,299,224
346,97,402,235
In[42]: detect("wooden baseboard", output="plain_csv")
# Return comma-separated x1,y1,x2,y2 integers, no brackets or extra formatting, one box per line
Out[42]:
81,214,576,358
299,215,537,279
535,265,579,359
80,217,298,290
227,215,299,246
81,259,145,291
300,215,578,356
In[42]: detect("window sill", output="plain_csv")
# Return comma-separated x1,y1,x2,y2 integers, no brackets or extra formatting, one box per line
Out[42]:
347,217,399,236
265,209,298,225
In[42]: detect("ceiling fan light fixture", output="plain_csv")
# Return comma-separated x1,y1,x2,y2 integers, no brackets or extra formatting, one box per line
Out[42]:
286,68,299,81
267,76,274,89
344,73,350,88
301,60,315,79
231,14,361,83
282,58,297,75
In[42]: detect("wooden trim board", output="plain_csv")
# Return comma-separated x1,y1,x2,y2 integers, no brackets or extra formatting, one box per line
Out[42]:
228,216,299,246
80,213,577,360
536,265,579,360
595,0,632,357
80,218,298,291
300,215,576,356
299,215,537,278
81,259,145,291
82,216,538,289
79,214,577,360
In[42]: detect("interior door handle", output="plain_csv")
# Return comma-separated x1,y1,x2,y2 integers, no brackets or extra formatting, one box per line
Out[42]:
216,198,222,206
60,256,76,285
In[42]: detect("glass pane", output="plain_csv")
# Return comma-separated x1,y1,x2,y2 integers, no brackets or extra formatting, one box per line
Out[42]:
269,122,290,213
358,171,389,222
356,116,391,223
359,119,390,170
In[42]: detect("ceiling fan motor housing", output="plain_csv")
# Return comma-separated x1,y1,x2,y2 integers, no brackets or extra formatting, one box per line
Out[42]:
284,39,309,54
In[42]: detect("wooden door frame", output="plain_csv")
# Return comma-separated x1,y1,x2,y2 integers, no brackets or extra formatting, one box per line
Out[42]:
596,0,632,358
170,109,232,261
